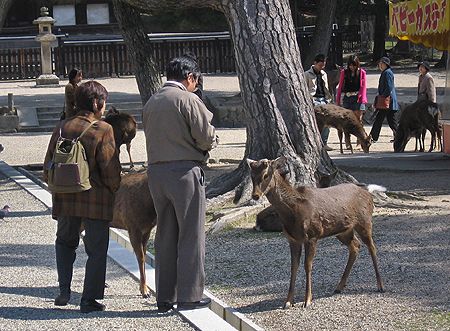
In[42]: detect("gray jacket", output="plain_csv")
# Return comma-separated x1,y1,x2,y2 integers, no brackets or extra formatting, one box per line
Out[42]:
418,72,436,103
143,82,217,164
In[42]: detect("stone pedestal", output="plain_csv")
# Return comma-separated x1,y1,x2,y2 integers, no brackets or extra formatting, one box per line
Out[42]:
0,115,20,133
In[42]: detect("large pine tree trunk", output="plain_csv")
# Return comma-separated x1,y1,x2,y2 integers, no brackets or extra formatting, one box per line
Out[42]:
302,0,337,67
112,0,162,104
372,0,387,62
120,0,350,203
207,0,347,202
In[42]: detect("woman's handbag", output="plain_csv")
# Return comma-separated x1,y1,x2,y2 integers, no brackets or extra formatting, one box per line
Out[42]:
374,95,391,109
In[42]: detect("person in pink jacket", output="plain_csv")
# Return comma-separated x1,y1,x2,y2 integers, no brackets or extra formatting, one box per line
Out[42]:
336,55,367,124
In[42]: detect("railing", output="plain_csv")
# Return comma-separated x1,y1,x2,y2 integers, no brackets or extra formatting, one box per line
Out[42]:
0,32,236,80
0,27,350,81
0,48,41,80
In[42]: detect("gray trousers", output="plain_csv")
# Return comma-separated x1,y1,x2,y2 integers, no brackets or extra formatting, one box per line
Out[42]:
147,161,206,303
55,216,109,300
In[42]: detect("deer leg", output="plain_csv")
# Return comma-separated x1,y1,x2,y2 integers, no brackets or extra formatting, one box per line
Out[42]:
356,225,385,293
284,241,302,309
344,132,353,154
338,130,344,154
335,231,360,293
303,239,317,308
428,129,436,152
129,228,151,298
414,132,419,152
126,142,134,168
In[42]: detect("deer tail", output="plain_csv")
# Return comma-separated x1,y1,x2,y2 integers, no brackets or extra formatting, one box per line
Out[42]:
366,184,387,193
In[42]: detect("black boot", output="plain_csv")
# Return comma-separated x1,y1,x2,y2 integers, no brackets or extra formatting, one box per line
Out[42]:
80,298,106,313
54,288,71,306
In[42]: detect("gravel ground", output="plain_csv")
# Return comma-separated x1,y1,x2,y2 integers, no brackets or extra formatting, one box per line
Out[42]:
0,174,193,331
1,70,449,330
205,188,450,331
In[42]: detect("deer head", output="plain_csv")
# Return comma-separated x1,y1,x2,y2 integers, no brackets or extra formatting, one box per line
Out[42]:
360,134,373,153
247,157,286,200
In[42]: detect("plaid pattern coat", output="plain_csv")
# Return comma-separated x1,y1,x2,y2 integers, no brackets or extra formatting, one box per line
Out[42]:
43,112,121,221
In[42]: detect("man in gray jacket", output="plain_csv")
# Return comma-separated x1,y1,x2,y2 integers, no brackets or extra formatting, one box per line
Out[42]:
304,54,333,151
143,55,218,312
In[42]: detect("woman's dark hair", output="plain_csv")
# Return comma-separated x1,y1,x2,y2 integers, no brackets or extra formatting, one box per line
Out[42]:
75,81,108,113
166,56,201,82
346,55,360,69
68,68,82,84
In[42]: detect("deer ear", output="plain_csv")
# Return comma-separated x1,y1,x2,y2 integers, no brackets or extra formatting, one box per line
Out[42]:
246,158,256,168
272,156,287,169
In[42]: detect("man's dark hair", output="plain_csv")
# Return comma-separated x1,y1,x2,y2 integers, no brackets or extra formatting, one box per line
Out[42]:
314,54,327,63
75,81,108,113
68,68,82,83
166,56,201,82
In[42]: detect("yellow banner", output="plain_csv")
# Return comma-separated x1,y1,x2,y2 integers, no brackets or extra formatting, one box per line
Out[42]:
390,0,449,36
389,0,450,50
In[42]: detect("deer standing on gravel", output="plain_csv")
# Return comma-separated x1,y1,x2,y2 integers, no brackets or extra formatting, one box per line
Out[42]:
247,157,384,308
314,104,372,154
109,171,157,298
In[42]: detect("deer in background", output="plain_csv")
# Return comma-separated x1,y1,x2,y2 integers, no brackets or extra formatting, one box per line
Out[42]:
104,106,137,168
394,100,442,153
314,104,372,154
247,157,384,308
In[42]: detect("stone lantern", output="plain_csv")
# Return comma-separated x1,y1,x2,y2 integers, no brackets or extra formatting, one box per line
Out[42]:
33,7,60,86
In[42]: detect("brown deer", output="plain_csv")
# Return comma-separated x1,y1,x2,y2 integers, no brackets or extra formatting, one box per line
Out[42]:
314,104,372,154
104,106,137,168
247,157,384,308
109,171,157,298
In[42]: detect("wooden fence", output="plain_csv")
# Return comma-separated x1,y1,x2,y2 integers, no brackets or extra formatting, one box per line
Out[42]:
0,28,347,80
0,48,41,80
0,33,236,80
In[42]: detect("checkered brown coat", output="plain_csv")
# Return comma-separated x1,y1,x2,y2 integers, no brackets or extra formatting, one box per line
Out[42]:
43,112,121,221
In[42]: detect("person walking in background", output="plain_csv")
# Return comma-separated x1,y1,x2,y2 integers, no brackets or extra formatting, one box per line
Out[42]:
336,55,367,124
63,68,83,119
44,81,121,313
369,57,399,143
305,54,333,151
143,55,218,313
417,61,436,103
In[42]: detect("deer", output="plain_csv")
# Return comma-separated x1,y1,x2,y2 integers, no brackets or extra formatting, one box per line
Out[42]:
104,106,137,168
102,111,154,298
314,104,372,154
247,157,385,308
394,100,442,153
109,170,157,298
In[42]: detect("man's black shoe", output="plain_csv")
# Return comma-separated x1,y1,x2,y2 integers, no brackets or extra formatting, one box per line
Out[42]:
157,302,174,313
54,290,71,306
177,297,211,310
80,299,106,313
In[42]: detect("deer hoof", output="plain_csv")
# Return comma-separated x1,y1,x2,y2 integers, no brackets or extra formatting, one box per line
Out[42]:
302,301,311,308
334,289,342,294
283,301,293,309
